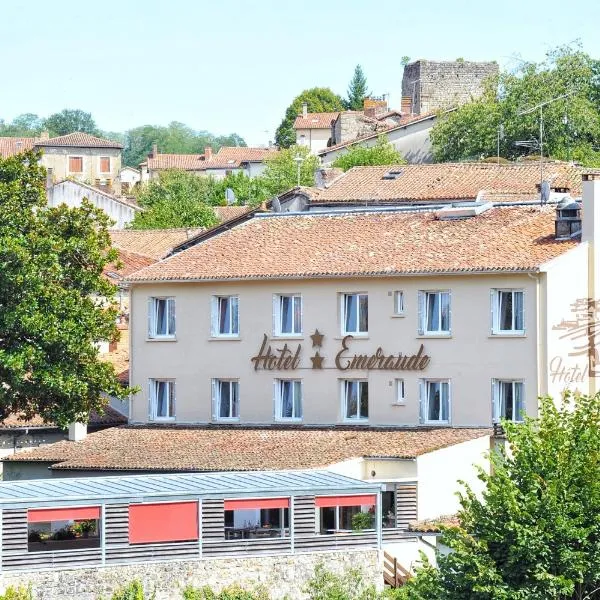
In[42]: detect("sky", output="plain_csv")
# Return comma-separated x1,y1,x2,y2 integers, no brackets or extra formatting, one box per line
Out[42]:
2,0,599,147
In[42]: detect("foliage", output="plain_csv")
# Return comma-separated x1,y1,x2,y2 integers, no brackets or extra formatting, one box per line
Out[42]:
351,511,374,531
182,585,269,600
0,586,32,600
123,122,246,167
0,113,44,137
261,145,319,193
401,391,600,599
275,87,345,148
304,563,378,600
44,108,99,137
108,580,155,600
332,136,406,171
430,45,600,166
345,65,370,111
130,170,221,230
0,150,131,426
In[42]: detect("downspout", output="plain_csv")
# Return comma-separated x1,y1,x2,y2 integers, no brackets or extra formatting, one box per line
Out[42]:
527,272,546,399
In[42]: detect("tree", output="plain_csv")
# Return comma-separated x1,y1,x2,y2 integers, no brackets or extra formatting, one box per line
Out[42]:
261,145,319,193
129,170,221,230
0,151,130,426
430,45,600,166
0,113,44,137
43,109,99,137
332,136,406,171
275,88,345,149
400,392,600,599
345,65,369,111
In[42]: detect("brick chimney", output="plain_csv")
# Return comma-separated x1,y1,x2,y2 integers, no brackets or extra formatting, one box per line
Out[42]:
204,146,213,161
302,102,308,119
401,97,412,116
363,98,388,118
149,143,158,158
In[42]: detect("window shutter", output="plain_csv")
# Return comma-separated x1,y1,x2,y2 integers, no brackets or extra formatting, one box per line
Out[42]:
210,297,218,336
273,380,279,420
521,290,526,334
168,298,176,336
299,295,304,334
418,381,425,424
148,380,154,421
491,380,498,423
211,380,218,421
339,294,345,335
490,289,496,335
447,292,452,334
272,295,279,336
147,298,154,338
417,292,425,335
169,382,176,419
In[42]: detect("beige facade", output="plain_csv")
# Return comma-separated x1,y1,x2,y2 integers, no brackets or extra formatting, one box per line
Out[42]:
296,127,331,154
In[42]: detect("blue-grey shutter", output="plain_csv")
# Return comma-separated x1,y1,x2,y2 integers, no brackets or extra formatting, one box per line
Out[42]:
521,290,526,334
447,292,452,335
273,380,279,420
418,381,425,424
272,295,279,336
148,379,154,421
417,292,425,336
490,289,496,335
211,379,218,421
491,380,498,423
168,298,176,336
210,297,218,336
147,298,154,338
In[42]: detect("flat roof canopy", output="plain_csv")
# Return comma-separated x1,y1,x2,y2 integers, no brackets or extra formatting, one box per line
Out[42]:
0,470,382,509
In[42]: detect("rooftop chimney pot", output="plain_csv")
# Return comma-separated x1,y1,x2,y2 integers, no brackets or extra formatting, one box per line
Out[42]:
302,102,308,119
68,422,87,442
204,146,213,161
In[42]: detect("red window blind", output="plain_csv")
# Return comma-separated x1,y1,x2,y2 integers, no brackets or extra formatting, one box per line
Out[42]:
99,157,110,172
224,497,289,511
315,495,377,508
28,506,101,523
69,157,83,172
129,502,198,544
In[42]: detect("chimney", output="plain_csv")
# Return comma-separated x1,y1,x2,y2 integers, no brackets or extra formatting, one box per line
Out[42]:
39,130,49,141
554,197,581,240
302,102,308,119
401,96,412,116
204,146,213,161
315,167,344,189
68,422,87,442
150,143,158,158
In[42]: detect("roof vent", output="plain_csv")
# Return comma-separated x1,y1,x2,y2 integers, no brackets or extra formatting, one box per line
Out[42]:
382,169,404,180
555,196,581,240
435,201,493,221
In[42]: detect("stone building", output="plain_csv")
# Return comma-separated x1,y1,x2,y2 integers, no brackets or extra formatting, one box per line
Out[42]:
401,60,499,115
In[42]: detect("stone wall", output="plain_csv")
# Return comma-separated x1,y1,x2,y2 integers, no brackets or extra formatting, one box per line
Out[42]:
401,60,498,115
0,549,381,600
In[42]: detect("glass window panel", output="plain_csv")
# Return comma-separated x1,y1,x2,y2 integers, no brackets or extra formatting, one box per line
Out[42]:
293,296,302,333
514,292,524,330
219,381,231,417
345,381,358,418
427,382,440,420
359,295,368,332
281,297,292,334
155,299,167,335
500,292,513,331
345,295,357,333
167,299,175,335
219,298,229,334
427,293,439,331
441,382,449,421
440,293,450,331
281,381,293,418
293,381,302,418
231,297,239,334
359,382,369,418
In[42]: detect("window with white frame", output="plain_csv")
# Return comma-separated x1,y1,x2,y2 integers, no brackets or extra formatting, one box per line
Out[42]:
342,380,368,421
149,379,175,420
395,379,406,404
274,379,303,420
492,380,524,422
419,291,451,335
211,296,239,337
147,297,175,338
491,290,524,334
341,293,368,335
393,291,405,316
420,380,450,424
273,295,302,336
212,379,240,420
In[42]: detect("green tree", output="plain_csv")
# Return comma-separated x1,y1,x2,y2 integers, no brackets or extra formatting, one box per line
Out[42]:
400,392,600,600
129,170,221,230
261,145,319,193
0,114,44,137
275,87,345,149
0,151,130,426
332,136,406,171
431,45,600,166
345,65,369,111
43,109,99,137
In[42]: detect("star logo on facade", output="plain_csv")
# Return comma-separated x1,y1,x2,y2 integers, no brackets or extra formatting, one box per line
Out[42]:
310,352,324,369
310,329,324,348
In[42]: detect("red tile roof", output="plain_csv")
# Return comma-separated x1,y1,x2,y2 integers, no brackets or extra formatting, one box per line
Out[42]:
35,132,123,149
293,112,340,130
0,137,37,157
0,406,126,430
146,153,206,170
127,204,578,283
146,147,277,172
3,426,490,471
109,228,205,261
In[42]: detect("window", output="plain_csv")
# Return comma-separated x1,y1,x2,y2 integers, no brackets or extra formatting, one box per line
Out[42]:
393,291,405,315
149,379,175,420
212,379,240,421
224,498,290,539
316,495,376,534
99,156,110,173
147,297,175,338
342,380,368,421
129,502,198,544
27,507,100,552
273,294,302,336
493,380,524,422
492,290,524,334
69,156,83,172
274,379,302,421
420,380,450,424
395,379,406,405
382,488,397,529
342,293,368,335
211,296,239,337
419,291,451,335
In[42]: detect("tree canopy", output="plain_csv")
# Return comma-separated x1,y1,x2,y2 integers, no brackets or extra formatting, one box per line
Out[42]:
44,109,100,137
431,45,600,166
332,136,406,171
400,392,600,600
0,150,130,426
345,65,369,111
0,113,45,137
275,87,345,148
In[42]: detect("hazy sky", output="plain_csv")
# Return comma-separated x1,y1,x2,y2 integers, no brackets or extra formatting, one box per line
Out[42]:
2,0,599,146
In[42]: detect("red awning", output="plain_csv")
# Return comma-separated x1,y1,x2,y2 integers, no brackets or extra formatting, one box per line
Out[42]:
224,498,289,511
28,506,101,523
129,501,198,544
315,494,377,508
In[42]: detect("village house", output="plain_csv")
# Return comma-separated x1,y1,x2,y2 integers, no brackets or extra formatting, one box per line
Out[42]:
116,166,141,194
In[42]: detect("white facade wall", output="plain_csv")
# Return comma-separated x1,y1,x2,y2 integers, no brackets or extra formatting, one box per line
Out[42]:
296,127,331,154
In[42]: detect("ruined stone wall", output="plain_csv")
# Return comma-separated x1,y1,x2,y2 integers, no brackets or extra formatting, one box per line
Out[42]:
401,60,498,115
0,549,381,600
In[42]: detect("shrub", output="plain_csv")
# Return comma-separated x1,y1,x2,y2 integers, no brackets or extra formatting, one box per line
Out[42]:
109,580,154,600
0,587,32,600
182,586,268,600
351,512,374,531
304,563,378,600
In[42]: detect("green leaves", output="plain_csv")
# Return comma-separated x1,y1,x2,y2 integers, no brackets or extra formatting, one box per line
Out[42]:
332,136,406,171
0,150,131,427
346,65,369,111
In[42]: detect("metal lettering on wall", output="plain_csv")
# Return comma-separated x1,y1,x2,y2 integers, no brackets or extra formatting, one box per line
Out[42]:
250,330,430,371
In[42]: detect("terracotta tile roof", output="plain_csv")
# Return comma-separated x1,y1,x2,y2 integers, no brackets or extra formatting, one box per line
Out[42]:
214,205,253,222
127,204,578,283
207,146,278,167
0,137,37,157
308,163,587,204
146,153,206,170
409,515,460,533
146,147,277,172
293,112,340,130
34,132,123,149
109,228,205,261
3,426,490,471
104,248,156,282
0,406,127,430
